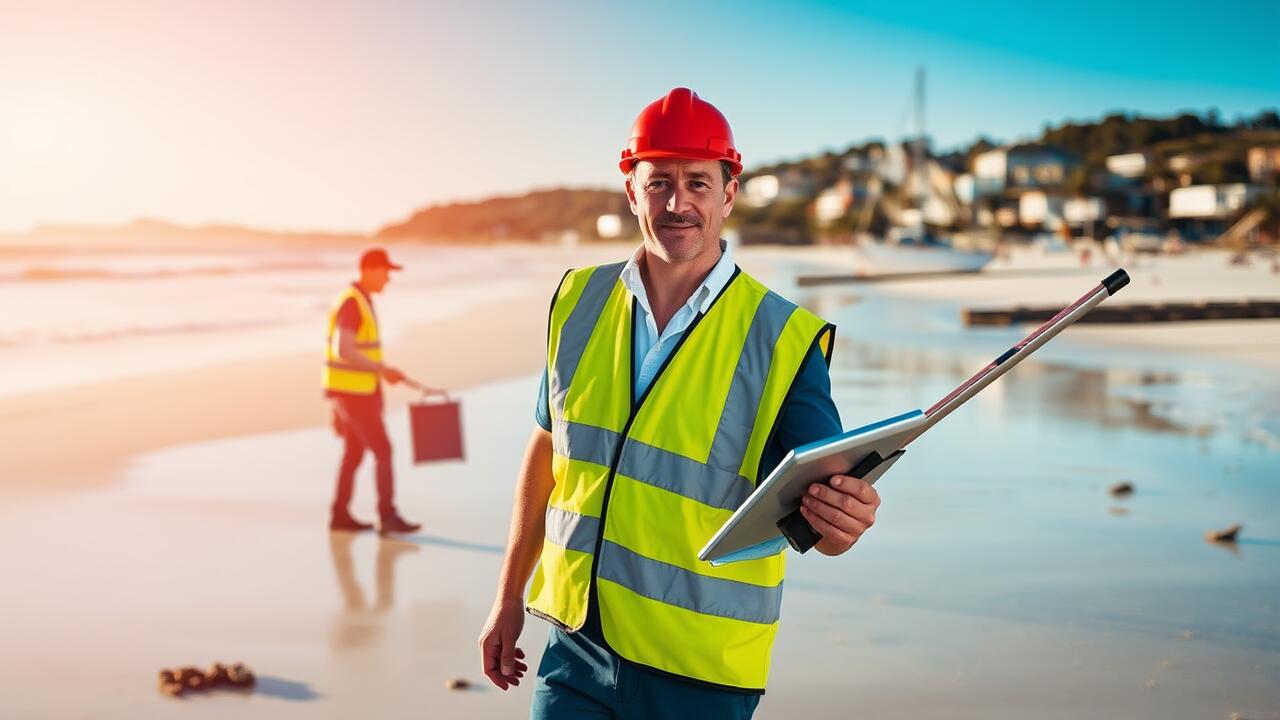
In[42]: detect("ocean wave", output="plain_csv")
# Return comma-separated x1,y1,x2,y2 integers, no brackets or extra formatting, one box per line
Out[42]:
0,259,337,283
0,316,299,349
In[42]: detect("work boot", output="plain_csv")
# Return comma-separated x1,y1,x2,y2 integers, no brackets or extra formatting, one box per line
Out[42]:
330,512,374,532
378,512,421,536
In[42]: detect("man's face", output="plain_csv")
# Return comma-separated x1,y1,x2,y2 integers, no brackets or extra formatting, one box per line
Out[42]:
361,266,391,293
625,158,737,264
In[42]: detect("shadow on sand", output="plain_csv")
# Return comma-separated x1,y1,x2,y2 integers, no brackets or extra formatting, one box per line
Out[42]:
253,676,323,702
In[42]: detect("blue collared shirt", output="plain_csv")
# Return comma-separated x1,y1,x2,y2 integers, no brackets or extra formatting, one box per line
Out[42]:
620,239,738,399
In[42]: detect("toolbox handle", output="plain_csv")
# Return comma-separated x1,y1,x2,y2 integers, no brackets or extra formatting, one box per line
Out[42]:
404,377,450,400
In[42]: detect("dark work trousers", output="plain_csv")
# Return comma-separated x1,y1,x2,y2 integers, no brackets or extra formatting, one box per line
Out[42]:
331,392,396,518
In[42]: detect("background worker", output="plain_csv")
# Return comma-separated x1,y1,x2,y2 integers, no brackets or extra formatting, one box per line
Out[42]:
478,88,882,719
323,248,423,535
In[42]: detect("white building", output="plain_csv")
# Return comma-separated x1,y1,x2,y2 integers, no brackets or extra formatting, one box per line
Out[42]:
973,148,1007,196
1105,152,1149,178
1063,197,1106,224
814,180,855,225
953,173,976,206
1248,146,1280,182
1018,191,1065,225
740,175,780,207
1168,184,1262,219
596,214,623,239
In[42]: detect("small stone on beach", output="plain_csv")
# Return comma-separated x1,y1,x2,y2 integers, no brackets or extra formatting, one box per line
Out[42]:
1205,523,1242,543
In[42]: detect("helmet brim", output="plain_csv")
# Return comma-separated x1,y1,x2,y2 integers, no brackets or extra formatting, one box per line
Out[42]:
620,149,743,177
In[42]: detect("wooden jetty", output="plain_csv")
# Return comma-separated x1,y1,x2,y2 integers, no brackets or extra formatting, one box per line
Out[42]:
963,300,1280,326
798,269,980,286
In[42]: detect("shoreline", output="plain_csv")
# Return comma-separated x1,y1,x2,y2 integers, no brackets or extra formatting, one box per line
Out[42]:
0,288,552,499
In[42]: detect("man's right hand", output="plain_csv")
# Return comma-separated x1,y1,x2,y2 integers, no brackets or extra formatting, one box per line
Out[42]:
381,366,405,384
478,599,528,690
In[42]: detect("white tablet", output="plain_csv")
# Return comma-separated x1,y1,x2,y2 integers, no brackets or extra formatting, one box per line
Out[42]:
698,410,924,564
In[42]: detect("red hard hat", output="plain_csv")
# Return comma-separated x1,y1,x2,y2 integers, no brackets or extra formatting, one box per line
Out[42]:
619,88,742,177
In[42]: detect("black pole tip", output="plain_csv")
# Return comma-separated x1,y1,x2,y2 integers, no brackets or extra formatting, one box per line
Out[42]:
1102,268,1130,295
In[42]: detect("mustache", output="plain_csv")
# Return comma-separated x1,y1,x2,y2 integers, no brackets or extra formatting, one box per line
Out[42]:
656,211,703,228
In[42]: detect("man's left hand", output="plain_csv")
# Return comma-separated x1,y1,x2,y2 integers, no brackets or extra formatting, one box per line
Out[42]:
799,475,880,556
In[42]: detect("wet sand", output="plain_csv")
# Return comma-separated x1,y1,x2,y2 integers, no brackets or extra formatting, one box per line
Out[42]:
2,245,1278,718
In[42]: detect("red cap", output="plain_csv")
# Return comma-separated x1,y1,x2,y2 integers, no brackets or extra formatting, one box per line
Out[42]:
619,88,742,177
359,248,403,271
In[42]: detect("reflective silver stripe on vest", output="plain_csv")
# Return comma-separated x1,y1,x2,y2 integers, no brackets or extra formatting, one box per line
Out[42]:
597,540,782,625
617,437,753,511
556,421,752,512
544,506,600,554
553,420,620,469
707,291,797,475
549,262,627,419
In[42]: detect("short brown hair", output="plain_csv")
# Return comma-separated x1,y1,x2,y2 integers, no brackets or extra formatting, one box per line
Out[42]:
719,161,733,188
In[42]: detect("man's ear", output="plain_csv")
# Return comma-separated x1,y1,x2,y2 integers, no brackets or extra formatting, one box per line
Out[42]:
722,177,739,219
624,172,641,216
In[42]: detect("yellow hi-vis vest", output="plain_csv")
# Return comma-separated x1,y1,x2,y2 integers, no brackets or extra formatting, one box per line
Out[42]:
526,260,835,691
322,285,382,395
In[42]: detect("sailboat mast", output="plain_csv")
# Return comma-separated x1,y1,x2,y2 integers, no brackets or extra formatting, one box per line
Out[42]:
914,66,926,210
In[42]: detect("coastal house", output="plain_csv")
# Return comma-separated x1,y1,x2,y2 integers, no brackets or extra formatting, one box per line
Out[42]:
1169,184,1262,219
1018,191,1065,227
842,144,884,174
1105,152,1149,179
740,175,781,208
1169,183,1263,241
739,168,817,208
814,179,857,226
1063,197,1106,226
972,143,1078,200
775,168,817,202
972,148,1007,198
1006,144,1078,191
1247,146,1280,183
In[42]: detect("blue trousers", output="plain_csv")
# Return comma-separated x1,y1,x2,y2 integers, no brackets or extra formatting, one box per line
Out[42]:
530,628,761,720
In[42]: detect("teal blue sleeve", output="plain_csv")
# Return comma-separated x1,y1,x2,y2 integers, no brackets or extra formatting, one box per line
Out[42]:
535,368,551,431
758,345,841,480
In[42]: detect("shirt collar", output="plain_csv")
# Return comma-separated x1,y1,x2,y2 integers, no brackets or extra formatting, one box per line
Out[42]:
620,238,735,318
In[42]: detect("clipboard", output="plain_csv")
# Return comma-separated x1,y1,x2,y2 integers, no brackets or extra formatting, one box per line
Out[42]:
698,269,1131,564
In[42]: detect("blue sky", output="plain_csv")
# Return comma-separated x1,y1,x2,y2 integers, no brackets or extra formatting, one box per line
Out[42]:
1,0,1275,232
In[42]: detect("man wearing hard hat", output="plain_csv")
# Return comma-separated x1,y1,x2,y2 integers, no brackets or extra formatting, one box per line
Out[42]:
323,248,421,536
478,89,881,718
